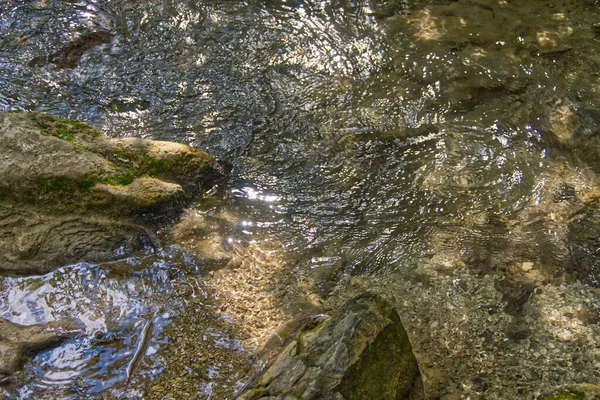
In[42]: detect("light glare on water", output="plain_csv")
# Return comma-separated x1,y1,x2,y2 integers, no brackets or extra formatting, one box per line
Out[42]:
2,0,600,398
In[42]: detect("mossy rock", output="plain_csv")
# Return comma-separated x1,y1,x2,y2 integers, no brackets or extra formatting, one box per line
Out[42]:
1,111,218,213
539,384,600,400
0,111,224,275
238,292,423,400
32,113,103,142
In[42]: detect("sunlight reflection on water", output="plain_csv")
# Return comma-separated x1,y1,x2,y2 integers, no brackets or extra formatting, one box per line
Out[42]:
2,0,600,398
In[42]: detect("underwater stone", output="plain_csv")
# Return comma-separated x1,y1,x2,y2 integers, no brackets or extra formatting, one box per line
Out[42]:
238,292,423,400
0,318,81,384
538,383,600,400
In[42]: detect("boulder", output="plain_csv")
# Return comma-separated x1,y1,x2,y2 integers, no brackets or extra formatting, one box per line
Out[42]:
0,111,223,275
0,317,81,384
238,292,423,400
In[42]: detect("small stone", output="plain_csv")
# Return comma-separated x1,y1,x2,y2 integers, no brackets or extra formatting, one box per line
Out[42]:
430,321,439,329
254,320,265,328
557,329,573,342
521,262,534,272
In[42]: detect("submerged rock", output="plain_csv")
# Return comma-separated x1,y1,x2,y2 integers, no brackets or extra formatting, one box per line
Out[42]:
24,1,115,69
28,30,113,69
538,383,600,399
238,292,422,400
568,209,600,287
0,111,223,275
0,317,80,384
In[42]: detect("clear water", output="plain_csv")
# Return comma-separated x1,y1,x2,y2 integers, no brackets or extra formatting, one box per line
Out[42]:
2,0,600,399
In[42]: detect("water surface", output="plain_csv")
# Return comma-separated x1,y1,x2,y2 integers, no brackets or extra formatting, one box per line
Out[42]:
2,0,600,398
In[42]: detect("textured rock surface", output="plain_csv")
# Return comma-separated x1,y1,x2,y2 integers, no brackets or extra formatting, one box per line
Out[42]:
0,111,222,275
238,292,422,400
0,317,80,384
538,383,600,399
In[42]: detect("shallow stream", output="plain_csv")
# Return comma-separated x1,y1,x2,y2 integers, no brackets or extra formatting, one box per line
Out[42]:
2,0,600,399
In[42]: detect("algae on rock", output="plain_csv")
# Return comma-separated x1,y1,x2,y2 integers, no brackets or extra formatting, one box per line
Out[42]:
539,384,600,400
238,292,423,400
0,111,224,275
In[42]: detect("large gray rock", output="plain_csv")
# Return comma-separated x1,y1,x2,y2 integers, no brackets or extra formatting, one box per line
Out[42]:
0,317,80,384
238,292,422,400
0,111,223,275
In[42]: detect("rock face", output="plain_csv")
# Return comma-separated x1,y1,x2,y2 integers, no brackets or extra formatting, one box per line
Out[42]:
238,292,422,400
0,111,222,275
0,317,80,384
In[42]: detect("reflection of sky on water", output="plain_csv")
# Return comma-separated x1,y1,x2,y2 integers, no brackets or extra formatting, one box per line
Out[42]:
0,257,179,397
0,259,173,332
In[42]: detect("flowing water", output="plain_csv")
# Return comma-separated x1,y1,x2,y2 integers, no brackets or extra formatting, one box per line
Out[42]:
2,0,600,399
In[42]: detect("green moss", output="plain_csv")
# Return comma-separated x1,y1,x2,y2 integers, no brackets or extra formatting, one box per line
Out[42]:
142,155,169,176
35,114,103,142
103,170,137,186
42,122,74,142
31,124,196,195
113,148,135,161
99,154,168,186
106,150,173,181
77,179,95,191
33,156,172,194
34,169,146,195
547,389,586,400
35,176,96,195
62,118,95,131
36,177,70,192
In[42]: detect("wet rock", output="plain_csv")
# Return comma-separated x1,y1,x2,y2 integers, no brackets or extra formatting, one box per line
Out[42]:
25,1,115,69
49,31,113,69
0,111,223,275
496,278,534,316
0,317,80,383
568,211,600,287
574,307,600,326
540,99,600,175
238,292,422,400
170,211,242,269
537,383,600,399
371,0,409,20
29,31,113,69
553,183,576,203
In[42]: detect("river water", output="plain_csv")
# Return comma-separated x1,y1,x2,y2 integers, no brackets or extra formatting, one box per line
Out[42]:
2,0,600,399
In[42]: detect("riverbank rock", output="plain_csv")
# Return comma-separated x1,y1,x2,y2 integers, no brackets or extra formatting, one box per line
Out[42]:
0,111,223,275
238,292,423,400
0,317,81,384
